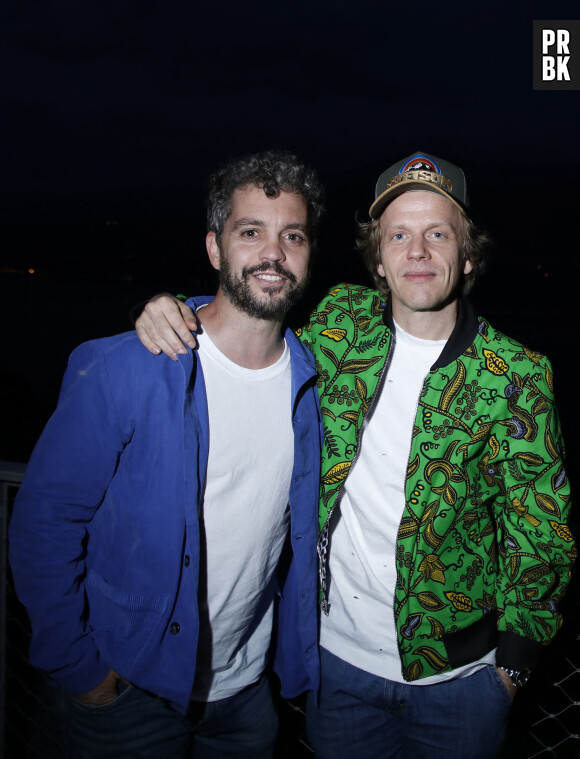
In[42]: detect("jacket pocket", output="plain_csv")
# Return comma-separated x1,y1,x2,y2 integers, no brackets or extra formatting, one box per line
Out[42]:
86,569,170,674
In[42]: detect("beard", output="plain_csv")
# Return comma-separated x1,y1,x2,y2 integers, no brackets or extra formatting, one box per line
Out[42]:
219,256,309,320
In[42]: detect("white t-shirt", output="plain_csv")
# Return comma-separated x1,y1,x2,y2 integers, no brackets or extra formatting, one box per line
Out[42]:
191,326,294,701
320,322,495,683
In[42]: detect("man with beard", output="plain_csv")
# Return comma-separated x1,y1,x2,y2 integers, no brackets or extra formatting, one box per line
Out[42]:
9,150,324,759
133,151,575,758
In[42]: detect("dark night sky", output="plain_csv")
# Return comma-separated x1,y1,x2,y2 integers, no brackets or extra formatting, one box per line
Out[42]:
1,0,580,462
3,1,580,257
4,1,580,207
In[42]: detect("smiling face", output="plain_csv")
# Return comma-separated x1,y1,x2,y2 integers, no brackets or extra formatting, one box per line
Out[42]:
206,184,311,320
377,190,473,337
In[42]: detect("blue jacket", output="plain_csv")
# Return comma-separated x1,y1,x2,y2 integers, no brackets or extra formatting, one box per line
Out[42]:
9,297,322,711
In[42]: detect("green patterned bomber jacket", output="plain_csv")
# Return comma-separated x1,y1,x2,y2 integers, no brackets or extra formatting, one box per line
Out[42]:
298,283,576,681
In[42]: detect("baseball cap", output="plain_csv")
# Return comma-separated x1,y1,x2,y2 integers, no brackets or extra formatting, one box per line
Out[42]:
369,151,469,219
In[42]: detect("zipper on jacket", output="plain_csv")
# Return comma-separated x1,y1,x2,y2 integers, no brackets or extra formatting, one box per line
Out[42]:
319,328,397,615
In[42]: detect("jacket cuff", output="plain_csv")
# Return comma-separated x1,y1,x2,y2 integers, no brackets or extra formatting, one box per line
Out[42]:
496,631,542,671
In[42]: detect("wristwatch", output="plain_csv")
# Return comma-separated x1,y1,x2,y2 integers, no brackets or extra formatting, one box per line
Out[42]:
497,666,532,687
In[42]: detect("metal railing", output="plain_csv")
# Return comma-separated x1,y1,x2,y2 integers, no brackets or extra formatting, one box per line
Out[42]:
0,461,26,756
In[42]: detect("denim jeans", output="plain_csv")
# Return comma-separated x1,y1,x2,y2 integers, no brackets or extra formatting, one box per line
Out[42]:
306,648,512,759
56,675,278,758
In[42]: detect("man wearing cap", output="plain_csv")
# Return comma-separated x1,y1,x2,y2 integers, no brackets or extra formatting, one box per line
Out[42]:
134,152,575,758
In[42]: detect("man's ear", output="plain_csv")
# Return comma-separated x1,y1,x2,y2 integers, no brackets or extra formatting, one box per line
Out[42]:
206,232,220,271
463,257,473,275
377,262,385,279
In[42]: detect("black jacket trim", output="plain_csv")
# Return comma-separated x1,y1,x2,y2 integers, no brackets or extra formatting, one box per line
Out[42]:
442,614,542,672
496,631,542,671
443,613,498,670
381,297,479,371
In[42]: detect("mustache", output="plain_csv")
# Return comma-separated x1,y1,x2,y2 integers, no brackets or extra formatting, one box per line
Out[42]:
243,260,297,283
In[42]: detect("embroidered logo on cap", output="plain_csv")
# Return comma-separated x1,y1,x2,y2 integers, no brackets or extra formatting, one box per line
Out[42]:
399,156,441,175
386,156,452,194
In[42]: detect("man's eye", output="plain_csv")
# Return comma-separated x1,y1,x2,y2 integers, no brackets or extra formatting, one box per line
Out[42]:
286,232,305,243
393,233,405,241
431,232,445,239
241,229,258,237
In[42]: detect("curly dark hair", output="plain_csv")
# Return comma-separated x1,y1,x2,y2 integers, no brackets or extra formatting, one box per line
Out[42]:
356,206,489,296
207,150,324,252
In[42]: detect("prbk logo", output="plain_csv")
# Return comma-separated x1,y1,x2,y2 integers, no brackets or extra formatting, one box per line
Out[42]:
533,21,580,89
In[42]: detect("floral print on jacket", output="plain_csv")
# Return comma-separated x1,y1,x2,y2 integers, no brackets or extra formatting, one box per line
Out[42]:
299,283,575,680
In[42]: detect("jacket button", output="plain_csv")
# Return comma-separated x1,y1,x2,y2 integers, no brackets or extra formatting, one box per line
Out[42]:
170,622,180,635
184,555,191,567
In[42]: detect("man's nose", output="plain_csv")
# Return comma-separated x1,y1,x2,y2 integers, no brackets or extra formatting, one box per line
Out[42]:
407,238,430,260
260,236,286,262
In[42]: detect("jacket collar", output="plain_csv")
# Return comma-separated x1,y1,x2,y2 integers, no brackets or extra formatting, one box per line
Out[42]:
381,296,479,370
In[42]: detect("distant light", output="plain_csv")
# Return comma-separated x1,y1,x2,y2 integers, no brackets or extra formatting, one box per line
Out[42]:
28,268,35,274
544,272,549,278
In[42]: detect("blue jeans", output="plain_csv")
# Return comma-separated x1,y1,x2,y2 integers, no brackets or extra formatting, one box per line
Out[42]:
306,648,512,759
57,675,278,758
